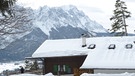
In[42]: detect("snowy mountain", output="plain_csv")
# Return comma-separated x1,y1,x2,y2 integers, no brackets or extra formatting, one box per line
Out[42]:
0,5,109,62
33,5,107,36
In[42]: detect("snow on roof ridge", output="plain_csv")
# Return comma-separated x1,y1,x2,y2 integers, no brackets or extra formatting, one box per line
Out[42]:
32,36,135,58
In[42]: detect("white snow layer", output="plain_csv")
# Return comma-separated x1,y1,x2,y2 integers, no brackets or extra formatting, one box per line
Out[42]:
80,36,135,69
81,73,135,76
10,73,54,76
10,72,135,76
9,73,135,76
0,62,25,73
32,38,89,58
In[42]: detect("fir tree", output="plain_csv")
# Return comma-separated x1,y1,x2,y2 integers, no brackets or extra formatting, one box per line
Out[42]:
110,0,131,36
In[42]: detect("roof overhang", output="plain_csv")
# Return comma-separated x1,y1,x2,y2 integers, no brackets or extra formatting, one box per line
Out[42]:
25,57,45,60
26,55,87,60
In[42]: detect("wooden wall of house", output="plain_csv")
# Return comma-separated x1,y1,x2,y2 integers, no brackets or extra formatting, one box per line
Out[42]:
74,68,94,76
43,55,87,75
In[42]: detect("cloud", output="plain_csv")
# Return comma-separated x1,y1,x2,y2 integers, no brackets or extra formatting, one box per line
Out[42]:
87,7,104,13
124,0,135,2
78,6,104,13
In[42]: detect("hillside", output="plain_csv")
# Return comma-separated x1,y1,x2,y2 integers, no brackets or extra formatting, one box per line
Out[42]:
0,5,109,62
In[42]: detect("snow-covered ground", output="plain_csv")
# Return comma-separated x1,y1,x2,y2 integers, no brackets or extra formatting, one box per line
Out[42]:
1,62,135,76
0,61,25,73
81,73,135,76
10,73,54,76
0,61,54,76
9,73,135,76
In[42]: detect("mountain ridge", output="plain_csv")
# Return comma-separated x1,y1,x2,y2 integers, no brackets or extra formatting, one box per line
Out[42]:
0,5,109,62
33,5,108,35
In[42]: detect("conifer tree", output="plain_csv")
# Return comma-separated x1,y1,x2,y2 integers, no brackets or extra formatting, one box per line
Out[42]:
110,0,131,36
0,0,16,17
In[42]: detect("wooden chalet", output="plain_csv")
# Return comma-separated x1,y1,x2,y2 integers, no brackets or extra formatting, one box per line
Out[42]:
30,36,135,75
31,35,93,76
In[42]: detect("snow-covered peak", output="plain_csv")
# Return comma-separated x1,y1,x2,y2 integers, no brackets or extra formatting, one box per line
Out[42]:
61,5,78,11
33,5,107,35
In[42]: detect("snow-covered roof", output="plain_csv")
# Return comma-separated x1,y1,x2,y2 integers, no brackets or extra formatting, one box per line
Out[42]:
32,36,135,69
32,38,89,58
81,36,135,69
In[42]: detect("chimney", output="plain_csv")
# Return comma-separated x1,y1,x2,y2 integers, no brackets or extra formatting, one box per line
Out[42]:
81,34,87,47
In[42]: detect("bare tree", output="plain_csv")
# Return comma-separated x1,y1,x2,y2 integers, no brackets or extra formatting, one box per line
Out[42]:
0,6,33,36
0,0,16,17
0,5,33,49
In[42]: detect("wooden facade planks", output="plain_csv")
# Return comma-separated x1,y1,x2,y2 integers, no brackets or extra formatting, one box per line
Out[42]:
74,68,94,76
43,55,87,75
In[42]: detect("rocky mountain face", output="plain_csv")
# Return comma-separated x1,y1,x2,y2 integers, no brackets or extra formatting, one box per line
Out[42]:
0,5,109,62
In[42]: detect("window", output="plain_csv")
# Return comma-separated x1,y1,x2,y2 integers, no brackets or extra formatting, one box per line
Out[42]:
125,44,133,49
108,44,116,49
53,65,71,74
53,65,60,73
88,44,96,49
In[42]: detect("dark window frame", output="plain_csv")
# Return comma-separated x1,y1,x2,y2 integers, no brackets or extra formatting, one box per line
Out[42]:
108,44,116,49
88,44,96,49
125,44,133,49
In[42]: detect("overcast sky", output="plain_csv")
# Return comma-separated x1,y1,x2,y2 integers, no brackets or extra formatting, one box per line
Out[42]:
17,0,135,33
